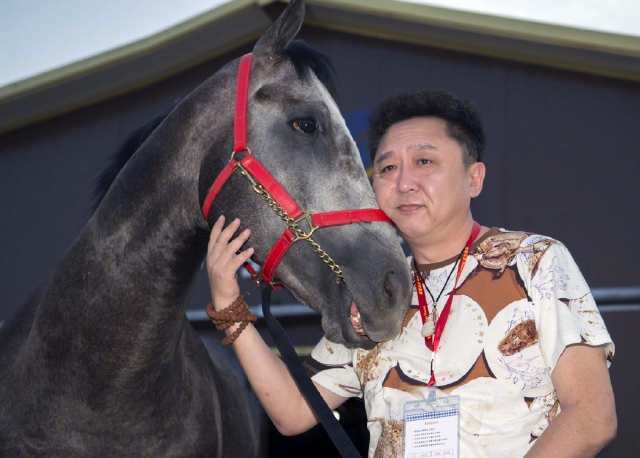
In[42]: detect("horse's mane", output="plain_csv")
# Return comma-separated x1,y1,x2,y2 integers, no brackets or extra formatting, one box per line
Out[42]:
91,40,337,213
91,112,169,213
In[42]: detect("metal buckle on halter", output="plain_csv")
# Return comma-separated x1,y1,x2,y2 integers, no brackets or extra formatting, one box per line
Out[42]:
235,161,259,190
292,212,318,242
230,147,252,162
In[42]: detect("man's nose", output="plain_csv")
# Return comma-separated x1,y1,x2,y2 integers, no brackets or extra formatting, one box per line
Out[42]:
396,165,417,193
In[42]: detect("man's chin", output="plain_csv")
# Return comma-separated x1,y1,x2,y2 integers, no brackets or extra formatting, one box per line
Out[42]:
395,220,434,242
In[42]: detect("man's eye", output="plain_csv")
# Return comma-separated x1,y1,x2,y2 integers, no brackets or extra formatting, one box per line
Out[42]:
417,158,432,166
379,165,396,174
290,118,318,134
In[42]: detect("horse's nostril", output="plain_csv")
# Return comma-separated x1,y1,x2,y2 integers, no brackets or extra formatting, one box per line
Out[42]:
383,270,401,303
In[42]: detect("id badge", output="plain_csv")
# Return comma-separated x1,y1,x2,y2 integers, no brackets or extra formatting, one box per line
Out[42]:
403,392,460,458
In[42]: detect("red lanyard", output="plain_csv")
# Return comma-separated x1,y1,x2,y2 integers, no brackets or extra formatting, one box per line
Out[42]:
414,222,481,386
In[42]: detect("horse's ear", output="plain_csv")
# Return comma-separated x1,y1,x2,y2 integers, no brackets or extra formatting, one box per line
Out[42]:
253,0,305,55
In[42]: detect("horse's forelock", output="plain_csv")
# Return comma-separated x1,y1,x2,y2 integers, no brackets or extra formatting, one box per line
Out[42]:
281,40,338,101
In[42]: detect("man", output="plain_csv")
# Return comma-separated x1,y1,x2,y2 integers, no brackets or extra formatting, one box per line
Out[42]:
206,91,616,457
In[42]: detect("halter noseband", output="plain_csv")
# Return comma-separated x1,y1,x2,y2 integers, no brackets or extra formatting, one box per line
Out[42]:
201,53,391,285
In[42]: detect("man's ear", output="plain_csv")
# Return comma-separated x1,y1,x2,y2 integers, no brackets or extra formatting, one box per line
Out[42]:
468,161,486,198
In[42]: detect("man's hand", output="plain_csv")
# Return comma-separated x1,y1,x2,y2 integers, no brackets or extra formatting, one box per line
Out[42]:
206,215,254,309
203,214,349,436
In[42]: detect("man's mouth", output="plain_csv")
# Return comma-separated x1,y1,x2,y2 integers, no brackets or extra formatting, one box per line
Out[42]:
396,204,424,213
350,302,366,336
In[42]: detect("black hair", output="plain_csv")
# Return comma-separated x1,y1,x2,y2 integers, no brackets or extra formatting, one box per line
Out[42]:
282,40,338,100
91,112,168,214
368,90,485,165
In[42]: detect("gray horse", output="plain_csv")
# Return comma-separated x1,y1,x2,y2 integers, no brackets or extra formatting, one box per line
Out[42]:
0,0,411,455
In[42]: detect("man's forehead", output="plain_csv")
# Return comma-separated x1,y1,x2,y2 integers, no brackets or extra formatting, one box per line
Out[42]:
408,143,437,152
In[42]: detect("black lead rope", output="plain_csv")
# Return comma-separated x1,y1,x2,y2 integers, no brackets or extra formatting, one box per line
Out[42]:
260,285,362,458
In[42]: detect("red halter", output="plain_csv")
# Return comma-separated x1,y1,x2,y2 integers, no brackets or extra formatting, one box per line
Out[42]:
201,53,391,284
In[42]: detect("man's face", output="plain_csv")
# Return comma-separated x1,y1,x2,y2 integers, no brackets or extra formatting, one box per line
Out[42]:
372,116,484,243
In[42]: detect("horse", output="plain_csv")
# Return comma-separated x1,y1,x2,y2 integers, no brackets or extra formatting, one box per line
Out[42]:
0,0,411,455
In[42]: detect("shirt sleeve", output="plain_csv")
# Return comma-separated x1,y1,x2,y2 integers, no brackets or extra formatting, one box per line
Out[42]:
524,240,614,371
309,336,363,399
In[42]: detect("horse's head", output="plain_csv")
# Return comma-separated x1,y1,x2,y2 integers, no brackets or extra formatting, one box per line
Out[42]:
196,0,411,348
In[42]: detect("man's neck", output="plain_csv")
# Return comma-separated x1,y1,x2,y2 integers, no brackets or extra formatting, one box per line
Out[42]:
408,214,478,265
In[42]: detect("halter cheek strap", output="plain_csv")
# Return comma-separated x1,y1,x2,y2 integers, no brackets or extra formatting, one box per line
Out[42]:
233,53,252,154
201,52,391,285
204,52,366,458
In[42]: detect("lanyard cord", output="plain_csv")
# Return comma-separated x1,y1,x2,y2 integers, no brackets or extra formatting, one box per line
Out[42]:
413,222,481,386
413,255,459,308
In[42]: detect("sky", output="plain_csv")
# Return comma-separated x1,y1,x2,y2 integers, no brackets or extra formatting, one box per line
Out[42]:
0,0,229,88
1,0,639,89
407,0,640,36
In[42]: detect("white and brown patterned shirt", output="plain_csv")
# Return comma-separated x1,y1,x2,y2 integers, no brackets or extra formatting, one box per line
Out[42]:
310,229,614,458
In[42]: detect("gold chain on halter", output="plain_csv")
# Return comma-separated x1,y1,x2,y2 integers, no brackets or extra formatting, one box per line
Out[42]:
237,164,345,283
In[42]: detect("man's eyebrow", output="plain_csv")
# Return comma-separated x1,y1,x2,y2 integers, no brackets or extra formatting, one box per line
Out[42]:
374,151,393,164
375,143,437,164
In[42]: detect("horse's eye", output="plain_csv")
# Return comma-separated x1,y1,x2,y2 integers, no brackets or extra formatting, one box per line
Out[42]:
291,118,318,134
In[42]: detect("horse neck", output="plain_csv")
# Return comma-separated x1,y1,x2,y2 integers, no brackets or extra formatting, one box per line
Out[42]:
27,132,213,377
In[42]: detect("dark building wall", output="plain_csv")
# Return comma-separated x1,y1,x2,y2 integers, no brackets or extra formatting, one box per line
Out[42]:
1,24,638,456
308,27,640,288
0,42,250,320
2,27,639,317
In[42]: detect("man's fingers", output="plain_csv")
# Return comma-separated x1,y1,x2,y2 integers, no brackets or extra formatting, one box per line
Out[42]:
218,218,241,244
208,215,226,251
221,228,252,260
205,216,250,306
210,217,241,261
231,247,255,271
208,219,254,279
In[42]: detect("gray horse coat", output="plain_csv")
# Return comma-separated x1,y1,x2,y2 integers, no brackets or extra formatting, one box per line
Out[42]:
0,1,411,455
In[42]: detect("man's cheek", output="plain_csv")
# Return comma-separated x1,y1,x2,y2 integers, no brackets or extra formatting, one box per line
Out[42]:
373,189,390,209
